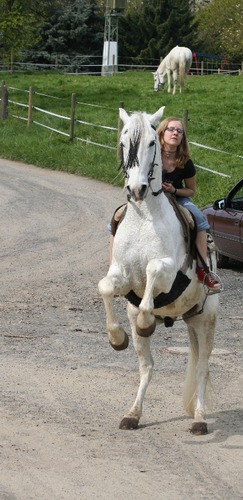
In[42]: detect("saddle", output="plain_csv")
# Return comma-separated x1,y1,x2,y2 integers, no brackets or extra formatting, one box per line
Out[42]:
110,194,197,261
110,203,128,237
165,193,197,263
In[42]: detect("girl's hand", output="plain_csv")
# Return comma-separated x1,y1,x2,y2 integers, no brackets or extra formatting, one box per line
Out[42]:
162,181,175,194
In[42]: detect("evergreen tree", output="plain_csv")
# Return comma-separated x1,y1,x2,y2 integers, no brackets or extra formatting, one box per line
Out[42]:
24,0,104,68
119,0,195,63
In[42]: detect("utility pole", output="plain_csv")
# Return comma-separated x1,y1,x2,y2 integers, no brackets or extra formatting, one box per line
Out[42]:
101,0,126,76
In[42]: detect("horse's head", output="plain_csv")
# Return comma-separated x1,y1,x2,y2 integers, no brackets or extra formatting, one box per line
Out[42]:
119,107,165,202
152,71,162,92
153,58,166,92
159,73,166,89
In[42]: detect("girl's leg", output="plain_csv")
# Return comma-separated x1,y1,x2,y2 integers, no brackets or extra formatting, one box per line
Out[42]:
176,198,221,292
196,229,208,263
195,230,221,290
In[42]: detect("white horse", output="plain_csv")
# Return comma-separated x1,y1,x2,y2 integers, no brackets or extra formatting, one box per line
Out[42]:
153,46,192,95
98,107,219,435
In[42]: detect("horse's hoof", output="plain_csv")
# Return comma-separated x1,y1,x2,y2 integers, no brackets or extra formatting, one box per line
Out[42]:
190,421,208,435
119,417,139,430
109,333,129,351
136,318,156,337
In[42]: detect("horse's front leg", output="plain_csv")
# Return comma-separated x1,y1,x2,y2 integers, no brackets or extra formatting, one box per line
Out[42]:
172,70,178,95
119,302,154,430
98,267,130,350
167,70,171,93
137,257,175,337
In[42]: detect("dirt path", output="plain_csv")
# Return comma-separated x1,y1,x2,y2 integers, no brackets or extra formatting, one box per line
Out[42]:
0,159,242,500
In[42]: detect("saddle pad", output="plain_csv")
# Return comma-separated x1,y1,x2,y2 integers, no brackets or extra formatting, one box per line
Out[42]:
125,271,191,309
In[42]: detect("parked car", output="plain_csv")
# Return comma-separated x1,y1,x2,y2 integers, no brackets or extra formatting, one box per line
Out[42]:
203,178,243,267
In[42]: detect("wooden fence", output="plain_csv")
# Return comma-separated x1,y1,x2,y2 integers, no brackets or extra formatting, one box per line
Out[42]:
1,82,240,178
0,81,119,151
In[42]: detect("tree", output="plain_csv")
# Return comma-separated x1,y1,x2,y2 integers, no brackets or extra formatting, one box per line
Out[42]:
0,0,66,59
194,0,243,61
25,0,104,67
119,0,195,63
0,1,40,56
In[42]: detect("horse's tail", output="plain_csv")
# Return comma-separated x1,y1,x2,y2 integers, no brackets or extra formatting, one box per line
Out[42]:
183,325,213,416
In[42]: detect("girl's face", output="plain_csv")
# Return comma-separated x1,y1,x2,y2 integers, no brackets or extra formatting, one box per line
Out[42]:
163,120,184,148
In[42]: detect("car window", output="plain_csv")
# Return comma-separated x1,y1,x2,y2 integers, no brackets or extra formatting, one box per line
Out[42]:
230,186,243,211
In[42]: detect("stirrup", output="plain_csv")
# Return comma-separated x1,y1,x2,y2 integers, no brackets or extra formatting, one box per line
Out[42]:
202,271,224,294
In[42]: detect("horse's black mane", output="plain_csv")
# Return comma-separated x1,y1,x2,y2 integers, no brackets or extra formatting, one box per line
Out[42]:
119,116,143,176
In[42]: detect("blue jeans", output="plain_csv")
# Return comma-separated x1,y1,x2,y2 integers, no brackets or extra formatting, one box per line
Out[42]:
176,197,210,232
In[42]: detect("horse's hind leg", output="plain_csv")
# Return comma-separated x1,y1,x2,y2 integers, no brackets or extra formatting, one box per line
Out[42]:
183,312,216,435
119,302,154,430
98,274,129,350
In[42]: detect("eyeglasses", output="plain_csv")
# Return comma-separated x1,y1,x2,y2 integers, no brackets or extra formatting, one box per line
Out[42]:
165,126,184,135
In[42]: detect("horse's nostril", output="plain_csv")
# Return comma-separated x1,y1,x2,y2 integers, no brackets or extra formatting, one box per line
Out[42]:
139,185,147,199
127,185,147,201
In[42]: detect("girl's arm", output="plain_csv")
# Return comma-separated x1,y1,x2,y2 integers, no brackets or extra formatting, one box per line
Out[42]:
175,176,196,197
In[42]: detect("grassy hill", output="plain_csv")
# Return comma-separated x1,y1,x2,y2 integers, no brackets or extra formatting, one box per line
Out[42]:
0,70,242,206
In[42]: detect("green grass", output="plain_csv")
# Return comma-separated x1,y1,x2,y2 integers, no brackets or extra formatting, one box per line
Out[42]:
0,70,242,207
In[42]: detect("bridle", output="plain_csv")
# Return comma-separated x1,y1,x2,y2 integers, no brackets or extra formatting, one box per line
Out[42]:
119,125,163,199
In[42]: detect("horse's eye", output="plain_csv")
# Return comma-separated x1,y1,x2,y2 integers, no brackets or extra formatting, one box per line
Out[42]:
149,140,156,147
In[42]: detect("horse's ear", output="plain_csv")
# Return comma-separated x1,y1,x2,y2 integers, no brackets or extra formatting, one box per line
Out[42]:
149,106,165,127
119,108,129,125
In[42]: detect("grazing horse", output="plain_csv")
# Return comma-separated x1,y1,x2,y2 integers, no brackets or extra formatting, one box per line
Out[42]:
98,107,219,435
153,46,192,95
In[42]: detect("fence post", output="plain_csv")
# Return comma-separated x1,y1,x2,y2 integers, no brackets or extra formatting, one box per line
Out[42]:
27,87,34,127
10,48,14,73
69,93,76,141
112,54,115,75
1,81,8,119
183,109,188,133
117,101,124,160
200,61,204,76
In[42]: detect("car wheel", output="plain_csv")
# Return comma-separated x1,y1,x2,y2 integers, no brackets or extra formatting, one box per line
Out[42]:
216,251,229,268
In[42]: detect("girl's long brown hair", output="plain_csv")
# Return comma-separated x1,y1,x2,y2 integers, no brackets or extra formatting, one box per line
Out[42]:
157,117,191,168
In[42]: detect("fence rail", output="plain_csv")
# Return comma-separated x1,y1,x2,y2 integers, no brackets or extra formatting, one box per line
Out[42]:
1,83,118,148
1,82,242,178
0,55,242,76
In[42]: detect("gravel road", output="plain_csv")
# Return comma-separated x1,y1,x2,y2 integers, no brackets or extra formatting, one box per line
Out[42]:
0,159,242,500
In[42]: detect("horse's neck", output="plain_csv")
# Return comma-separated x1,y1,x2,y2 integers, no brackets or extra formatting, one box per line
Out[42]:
127,191,171,221
158,57,167,74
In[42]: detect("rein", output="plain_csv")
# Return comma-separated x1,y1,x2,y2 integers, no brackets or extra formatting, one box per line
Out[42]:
148,142,163,197
151,183,163,196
